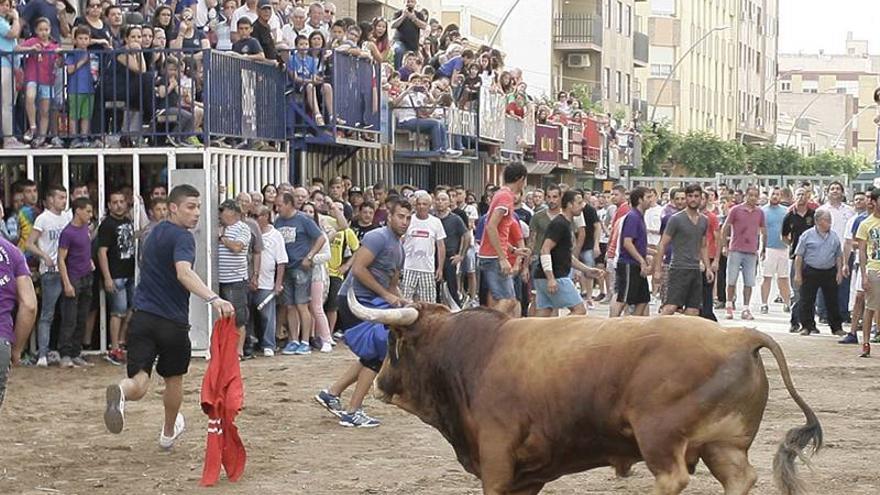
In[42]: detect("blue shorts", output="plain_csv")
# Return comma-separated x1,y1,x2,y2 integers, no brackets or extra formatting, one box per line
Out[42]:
580,249,596,267
478,257,515,301
107,277,134,316
26,82,53,100
282,266,312,305
534,277,584,310
726,251,758,288
462,246,476,274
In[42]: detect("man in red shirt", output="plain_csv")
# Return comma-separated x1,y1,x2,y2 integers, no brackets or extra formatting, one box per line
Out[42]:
478,163,530,317
604,185,631,307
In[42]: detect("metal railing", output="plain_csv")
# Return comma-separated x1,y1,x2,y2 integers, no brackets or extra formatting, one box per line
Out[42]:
553,14,603,46
478,85,506,142
0,48,288,148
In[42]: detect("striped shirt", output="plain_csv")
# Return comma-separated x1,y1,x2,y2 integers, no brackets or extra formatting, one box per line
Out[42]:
218,221,251,283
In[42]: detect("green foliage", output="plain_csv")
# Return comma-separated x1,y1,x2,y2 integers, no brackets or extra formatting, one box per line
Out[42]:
671,132,746,176
637,122,678,176
570,83,603,114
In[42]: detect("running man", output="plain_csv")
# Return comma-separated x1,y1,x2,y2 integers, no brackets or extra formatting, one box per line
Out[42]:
315,197,413,428
103,185,235,450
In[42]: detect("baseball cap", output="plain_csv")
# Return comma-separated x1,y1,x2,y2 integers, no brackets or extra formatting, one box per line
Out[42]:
349,187,363,195
258,0,272,9
219,199,242,213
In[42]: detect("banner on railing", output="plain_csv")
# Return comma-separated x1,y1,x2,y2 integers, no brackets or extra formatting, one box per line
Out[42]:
502,116,524,154
207,51,287,140
448,107,477,137
333,52,380,130
521,104,536,147
478,85,506,142
535,124,560,163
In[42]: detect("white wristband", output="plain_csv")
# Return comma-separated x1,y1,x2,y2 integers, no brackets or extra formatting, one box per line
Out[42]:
540,254,553,273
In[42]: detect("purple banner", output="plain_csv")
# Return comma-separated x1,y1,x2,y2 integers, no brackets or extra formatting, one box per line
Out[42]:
534,124,560,163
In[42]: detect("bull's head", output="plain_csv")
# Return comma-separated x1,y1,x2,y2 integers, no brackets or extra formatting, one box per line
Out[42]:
346,288,459,413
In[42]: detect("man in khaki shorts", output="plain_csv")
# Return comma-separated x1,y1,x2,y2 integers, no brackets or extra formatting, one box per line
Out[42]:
856,189,880,357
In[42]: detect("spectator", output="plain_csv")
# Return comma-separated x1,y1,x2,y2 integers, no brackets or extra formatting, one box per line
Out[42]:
104,5,124,47
611,187,651,317
155,57,201,146
26,184,70,367
302,1,329,39
794,209,845,337
300,202,332,352
279,5,307,49
252,0,281,61
326,202,359,337
390,0,426,69
57,198,95,369
231,18,264,59
0,0,27,149
392,74,462,157
290,34,331,126
231,0,259,42
16,17,60,147
0,234,37,410
66,27,95,147
327,177,352,220
275,191,325,356
217,199,252,357
170,7,211,56
397,50,419,83
720,186,766,321
73,0,111,50
457,62,481,109
322,1,335,25
371,16,389,61
107,25,153,146
436,47,473,80
213,0,238,50
782,187,817,334
97,191,136,365
15,179,40,258
760,187,792,314
434,191,467,305
399,191,445,303
856,188,880,357
21,0,71,43
253,205,286,356
152,6,177,42
148,27,169,72
353,201,378,240
194,0,219,30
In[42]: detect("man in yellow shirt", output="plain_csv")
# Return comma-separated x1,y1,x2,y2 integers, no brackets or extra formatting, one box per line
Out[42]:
856,189,880,357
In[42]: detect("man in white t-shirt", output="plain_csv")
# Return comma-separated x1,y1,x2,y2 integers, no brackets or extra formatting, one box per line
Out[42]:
400,192,446,303
254,205,288,357
26,184,71,367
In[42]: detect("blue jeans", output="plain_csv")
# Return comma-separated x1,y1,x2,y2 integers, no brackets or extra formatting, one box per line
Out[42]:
107,277,134,316
790,261,800,326
37,272,63,358
393,41,409,70
253,289,276,351
397,118,447,152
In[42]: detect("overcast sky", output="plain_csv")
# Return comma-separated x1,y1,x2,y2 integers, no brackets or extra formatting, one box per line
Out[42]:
779,0,880,54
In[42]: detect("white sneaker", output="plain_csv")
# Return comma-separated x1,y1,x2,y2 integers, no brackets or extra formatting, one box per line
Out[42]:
36,356,48,367
263,348,275,357
159,413,186,450
320,342,333,353
103,384,126,434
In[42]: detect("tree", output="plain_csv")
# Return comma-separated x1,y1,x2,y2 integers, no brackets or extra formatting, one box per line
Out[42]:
671,132,747,176
803,151,870,179
745,144,806,175
637,122,678,176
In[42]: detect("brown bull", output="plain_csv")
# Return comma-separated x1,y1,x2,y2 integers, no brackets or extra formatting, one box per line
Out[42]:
348,291,822,495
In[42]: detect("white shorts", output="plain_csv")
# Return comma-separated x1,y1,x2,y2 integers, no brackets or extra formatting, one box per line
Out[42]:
852,264,863,295
762,248,790,279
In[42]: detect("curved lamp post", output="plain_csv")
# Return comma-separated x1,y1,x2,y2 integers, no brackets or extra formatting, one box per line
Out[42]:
783,89,839,148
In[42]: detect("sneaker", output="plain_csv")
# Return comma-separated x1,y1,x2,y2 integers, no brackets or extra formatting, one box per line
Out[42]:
332,331,344,341
320,342,333,353
725,306,734,320
72,356,94,368
789,323,800,333
444,149,463,158
263,348,275,357
281,341,300,355
294,341,312,355
339,409,381,428
103,384,126,434
774,295,783,303
799,327,815,336
48,137,64,148
36,356,48,367
860,343,871,358
158,413,186,450
184,136,203,147
741,309,754,321
314,389,344,418
831,328,847,337
838,333,859,344
783,304,790,313
23,127,35,143
4,137,29,149
760,304,769,315
105,348,124,366
60,356,75,368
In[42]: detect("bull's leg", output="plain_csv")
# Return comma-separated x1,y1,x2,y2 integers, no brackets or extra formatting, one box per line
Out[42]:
641,439,691,495
701,444,757,495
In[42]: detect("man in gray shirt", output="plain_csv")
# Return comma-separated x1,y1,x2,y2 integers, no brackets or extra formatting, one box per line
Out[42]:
654,184,713,316
794,209,845,336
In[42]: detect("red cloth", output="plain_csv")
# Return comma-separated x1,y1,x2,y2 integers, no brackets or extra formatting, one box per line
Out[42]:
199,317,246,487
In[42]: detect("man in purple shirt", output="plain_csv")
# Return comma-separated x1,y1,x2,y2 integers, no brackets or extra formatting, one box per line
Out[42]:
611,186,651,317
57,198,95,369
719,186,767,321
0,236,37,410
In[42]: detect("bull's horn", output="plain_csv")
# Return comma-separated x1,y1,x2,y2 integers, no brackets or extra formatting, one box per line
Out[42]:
441,284,461,312
347,287,420,326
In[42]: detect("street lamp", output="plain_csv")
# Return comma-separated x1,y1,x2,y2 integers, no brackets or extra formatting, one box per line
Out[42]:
649,25,731,123
488,0,523,47
783,89,839,148
738,68,801,145
831,105,876,151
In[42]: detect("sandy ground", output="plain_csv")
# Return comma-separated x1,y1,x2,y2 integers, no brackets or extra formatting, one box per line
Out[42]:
3,325,880,495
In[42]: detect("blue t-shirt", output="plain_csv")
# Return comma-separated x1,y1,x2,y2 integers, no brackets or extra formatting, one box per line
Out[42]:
65,51,94,94
619,208,647,265
0,17,16,68
762,204,788,250
134,221,196,325
274,212,322,269
340,226,405,301
438,56,464,78
290,53,317,81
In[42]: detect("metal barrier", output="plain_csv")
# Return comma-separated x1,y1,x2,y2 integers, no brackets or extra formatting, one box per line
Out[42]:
332,51,380,131
0,47,287,148
478,85,506,142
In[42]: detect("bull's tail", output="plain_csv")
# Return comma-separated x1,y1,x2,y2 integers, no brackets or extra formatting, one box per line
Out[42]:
749,329,823,495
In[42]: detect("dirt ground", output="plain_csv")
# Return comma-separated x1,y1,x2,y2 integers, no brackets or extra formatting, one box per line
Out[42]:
3,330,880,495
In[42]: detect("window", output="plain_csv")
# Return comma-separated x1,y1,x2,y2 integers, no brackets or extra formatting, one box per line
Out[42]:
603,67,611,99
605,0,612,29
780,81,791,93
625,5,632,36
625,74,631,104
615,71,622,103
802,80,818,94
649,46,675,77
837,80,859,96
651,0,675,16
616,1,623,33
651,64,672,77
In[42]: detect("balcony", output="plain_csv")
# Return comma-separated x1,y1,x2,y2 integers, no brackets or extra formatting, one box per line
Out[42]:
553,14,603,52
634,31,649,67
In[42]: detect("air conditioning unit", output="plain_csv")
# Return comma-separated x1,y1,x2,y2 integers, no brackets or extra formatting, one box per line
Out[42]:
567,53,591,68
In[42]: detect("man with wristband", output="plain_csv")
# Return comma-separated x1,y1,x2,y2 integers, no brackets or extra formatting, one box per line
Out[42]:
103,185,235,450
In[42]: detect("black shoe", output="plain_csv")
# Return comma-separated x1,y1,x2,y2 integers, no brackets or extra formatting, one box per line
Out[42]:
832,328,847,337
819,317,829,325
789,323,801,333
800,327,815,336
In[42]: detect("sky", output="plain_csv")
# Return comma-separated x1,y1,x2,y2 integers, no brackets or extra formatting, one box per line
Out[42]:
779,0,880,54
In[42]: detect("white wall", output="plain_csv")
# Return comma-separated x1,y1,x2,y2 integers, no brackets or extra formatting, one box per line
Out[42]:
450,0,553,97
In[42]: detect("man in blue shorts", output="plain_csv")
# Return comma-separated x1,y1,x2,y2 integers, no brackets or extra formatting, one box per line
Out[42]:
103,185,235,450
314,198,412,428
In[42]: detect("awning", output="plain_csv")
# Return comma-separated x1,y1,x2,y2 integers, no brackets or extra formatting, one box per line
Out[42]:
525,161,557,175
553,163,575,170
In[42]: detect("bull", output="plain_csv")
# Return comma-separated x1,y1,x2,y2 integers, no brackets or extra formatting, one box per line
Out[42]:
347,290,822,495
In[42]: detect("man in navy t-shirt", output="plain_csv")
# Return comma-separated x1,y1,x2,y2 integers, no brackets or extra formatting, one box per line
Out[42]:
103,185,234,451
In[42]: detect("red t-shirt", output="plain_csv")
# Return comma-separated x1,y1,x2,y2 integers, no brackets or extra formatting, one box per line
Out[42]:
478,187,516,258
704,210,719,260
507,218,523,266
606,202,631,262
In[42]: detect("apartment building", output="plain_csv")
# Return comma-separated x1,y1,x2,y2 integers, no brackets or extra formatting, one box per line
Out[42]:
641,0,779,142
440,3,501,46
779,33,880,159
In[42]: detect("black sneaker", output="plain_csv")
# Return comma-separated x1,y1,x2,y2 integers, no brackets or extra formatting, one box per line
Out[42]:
789,323,801,333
